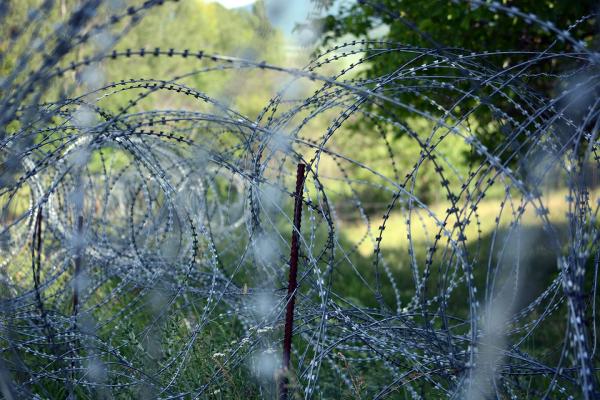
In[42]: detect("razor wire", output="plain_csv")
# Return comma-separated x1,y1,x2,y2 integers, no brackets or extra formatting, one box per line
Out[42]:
0,0,599,398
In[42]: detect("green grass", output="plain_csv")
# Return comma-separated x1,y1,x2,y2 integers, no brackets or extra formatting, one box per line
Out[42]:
2,185,597,398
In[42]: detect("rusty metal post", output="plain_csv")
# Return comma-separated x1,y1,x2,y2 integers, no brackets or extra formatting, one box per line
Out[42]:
72,215,84,316
279,163,306,400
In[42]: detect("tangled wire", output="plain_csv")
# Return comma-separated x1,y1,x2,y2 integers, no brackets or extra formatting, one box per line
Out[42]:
0,0,599,398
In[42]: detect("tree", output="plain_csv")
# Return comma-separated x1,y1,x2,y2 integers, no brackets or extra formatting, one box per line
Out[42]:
317,0,599,162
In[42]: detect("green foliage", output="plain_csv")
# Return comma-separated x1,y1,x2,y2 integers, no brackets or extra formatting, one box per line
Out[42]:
325,0,598,52
322,0,597,79
319,0,598,162
0,0,285,118
109,0,285,116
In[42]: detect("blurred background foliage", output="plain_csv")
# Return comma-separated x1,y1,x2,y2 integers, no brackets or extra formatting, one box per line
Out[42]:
319,1,598,158
0,0,286,117
2,0,596,207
